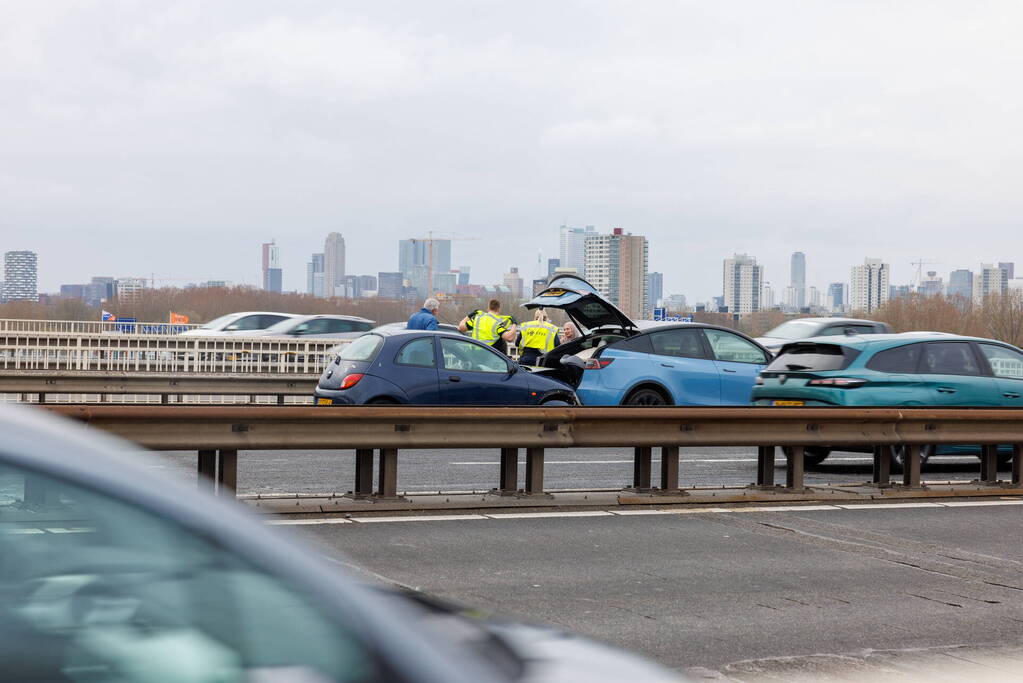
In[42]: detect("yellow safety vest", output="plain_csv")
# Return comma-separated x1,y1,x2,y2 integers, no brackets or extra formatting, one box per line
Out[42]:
470,311,507,344
519,320,558,352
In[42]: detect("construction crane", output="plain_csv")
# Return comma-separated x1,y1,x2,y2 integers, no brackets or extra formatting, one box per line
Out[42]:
909,260,939,291
409,231,479,296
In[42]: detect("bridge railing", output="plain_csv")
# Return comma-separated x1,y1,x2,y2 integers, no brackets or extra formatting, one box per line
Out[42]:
0,318,201,334
44,404,1023,499
0,331,349,375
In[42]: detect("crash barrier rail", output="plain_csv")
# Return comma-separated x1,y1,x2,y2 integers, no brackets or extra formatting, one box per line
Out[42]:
0,331,348,375
0,318,201,334
44,405,1023,499
2,372,317,404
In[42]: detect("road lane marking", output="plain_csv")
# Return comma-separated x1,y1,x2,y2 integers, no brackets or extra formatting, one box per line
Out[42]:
450,457,875,465
267,498,1023,525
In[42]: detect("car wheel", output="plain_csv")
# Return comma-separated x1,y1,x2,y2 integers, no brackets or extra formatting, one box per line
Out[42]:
624,388,669,406
540,399,571,406
893,444,932,473
781,446,830,467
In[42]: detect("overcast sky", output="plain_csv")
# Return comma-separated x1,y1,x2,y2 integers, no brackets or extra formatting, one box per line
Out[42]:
3,1,1022,301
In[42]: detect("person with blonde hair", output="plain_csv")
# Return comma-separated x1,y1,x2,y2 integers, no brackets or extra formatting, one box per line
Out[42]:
516,308,560,365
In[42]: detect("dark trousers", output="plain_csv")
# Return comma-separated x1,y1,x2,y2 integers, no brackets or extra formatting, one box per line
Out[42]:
518,349,542,365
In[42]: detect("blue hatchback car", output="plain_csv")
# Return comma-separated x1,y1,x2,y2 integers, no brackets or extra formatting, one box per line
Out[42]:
314,329,577,405
524,274,771,405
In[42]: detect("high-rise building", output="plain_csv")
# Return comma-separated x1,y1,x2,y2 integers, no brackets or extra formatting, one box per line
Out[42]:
531,278,548,296
849,258,889,313
377,272,403,299
646,272,663,314
790,252,806,310
584,228,649,320
546,258,561,278
307,253,325,297
722,253,763,315
947,269,974,300
1000,262,1015,281
261,240,282,293
457,266,470,286
502,267,524,299
2,251,38,302
398,239,451,292
559,224,595,278
973,263,1007,303
827,282,846,312
762,283,776,309
116,277,146,302
920,271,943,297
323,232,346,297
808,286,822,309
85,277,116,307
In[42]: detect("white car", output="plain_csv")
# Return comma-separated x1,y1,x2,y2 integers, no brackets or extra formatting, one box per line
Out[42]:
254,314,375,340
178,311,296,337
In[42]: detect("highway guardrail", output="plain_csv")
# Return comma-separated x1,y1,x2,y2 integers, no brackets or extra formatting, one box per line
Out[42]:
43,405,1023,500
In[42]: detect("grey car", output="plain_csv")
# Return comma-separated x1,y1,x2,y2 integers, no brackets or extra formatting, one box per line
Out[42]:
0,405,681,682
756,317,892,354
256,314,376,339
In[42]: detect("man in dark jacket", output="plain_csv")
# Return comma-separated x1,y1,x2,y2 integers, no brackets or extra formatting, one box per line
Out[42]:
407,298,440,330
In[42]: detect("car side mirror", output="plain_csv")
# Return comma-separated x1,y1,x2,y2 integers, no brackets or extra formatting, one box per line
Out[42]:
560,355,585,369
507,363,518,374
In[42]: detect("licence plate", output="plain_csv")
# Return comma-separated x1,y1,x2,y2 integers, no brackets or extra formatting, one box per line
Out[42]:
772,400,804,406
317,398,333,405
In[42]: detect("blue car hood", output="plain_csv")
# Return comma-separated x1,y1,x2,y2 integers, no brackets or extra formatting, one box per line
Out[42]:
524,274,637,334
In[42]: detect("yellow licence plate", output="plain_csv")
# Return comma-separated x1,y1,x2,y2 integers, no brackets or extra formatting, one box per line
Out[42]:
317,398,333,405
772,400,805,406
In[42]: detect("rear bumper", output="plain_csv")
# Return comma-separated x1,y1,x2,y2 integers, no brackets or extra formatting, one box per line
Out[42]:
312,388,358,406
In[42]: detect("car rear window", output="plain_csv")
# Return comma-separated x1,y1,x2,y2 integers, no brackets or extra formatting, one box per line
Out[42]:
765,343,859,372
337,334,383,361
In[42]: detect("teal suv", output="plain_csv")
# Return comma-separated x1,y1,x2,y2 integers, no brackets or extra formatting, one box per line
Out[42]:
752,332,1023,466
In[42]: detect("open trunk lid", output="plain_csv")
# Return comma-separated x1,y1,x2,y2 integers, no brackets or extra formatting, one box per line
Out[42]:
524,274,638,334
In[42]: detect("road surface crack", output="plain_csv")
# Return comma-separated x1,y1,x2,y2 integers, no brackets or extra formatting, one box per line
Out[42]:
904,592,963,607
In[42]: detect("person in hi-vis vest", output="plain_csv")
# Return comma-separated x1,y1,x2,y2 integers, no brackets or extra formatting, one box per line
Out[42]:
516,309,560,366
459,299,518,355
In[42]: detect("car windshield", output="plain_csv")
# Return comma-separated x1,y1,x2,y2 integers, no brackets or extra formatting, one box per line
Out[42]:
200,313,239,330
337,334,384,361
762,320,823,340
765,343,859,372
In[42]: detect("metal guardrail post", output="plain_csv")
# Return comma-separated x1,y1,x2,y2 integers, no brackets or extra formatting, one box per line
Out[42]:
498,448,518,494
632,446,652,491
217,449,237,495
524,447,545,495
785,446,804,490
757,446,775,487
901,445,922,488
1013,444,1022,486
353,449,374,497
377,448,399,498
979,444,998,484
872,445,892,485
659,446,680,493
197,449,216,491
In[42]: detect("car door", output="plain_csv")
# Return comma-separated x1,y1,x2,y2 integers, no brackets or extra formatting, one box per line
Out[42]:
862,342,925,404
975,342,1023,405
646,329,721,405
439,337,528,405
702,329,769,405
392,336,442,404
918,341,1001,405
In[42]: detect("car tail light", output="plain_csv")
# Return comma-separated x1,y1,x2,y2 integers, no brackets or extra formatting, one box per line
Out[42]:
807,377,866,388
339,373,364,389
584,358,615,370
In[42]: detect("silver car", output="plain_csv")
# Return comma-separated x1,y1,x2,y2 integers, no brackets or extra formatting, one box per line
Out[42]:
0,405,681,682
256,314,376,339
178,311,296,337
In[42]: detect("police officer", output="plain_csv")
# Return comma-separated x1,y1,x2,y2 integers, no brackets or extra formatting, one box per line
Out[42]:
459,299,517,353
516,309,560,365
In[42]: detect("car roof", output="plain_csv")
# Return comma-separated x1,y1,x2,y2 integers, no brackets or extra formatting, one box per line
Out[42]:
778,331,1007,350
284,314,375,323
775,317,885,326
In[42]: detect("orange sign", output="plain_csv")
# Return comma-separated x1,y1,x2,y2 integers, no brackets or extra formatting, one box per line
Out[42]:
169,312,189,324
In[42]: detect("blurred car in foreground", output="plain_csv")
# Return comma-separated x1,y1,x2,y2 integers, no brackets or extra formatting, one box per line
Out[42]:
524,274,770,405
755,317,892,354
370,321,465,335
0,405,680,682
315,329,577,405
178,311,295,336
255,314,375,339
753,332,1023,466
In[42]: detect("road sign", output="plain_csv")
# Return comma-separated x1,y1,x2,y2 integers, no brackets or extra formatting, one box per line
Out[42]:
653,308,692,323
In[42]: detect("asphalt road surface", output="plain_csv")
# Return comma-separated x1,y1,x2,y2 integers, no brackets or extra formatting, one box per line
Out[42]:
288,503,1023,678
151,446,1004,495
